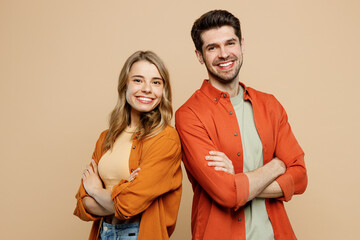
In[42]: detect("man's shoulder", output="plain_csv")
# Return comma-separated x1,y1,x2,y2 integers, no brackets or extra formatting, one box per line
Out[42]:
176,88,207,114
246,86,282,107
246,85,274,99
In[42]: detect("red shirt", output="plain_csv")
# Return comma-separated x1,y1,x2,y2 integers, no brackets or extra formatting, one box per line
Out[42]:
175,80,307,240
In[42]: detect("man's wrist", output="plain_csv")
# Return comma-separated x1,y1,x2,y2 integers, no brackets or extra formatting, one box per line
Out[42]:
267,160,285,178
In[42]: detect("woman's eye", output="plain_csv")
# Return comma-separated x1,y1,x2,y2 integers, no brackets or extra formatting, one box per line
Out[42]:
153,80,162,85
133,79,141,83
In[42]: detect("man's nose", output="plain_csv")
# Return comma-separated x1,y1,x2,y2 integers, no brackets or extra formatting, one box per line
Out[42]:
218,46,229,59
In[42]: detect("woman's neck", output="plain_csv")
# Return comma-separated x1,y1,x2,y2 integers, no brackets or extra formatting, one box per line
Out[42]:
130,108,140,129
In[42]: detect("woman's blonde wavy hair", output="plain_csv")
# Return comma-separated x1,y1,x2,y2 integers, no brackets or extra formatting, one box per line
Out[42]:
103,51,172,151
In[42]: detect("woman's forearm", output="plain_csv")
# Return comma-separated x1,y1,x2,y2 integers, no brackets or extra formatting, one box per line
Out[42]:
83,196,114,216
89,188,115,214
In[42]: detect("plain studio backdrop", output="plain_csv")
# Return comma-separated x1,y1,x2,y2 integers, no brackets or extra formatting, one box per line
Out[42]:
1,0,359,239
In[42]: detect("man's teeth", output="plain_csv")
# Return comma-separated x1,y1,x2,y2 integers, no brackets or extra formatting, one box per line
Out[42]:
219,62,233,67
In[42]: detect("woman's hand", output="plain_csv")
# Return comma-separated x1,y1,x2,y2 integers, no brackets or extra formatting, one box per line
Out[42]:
82,159,103,196
205,151,235,175
128,168,141,182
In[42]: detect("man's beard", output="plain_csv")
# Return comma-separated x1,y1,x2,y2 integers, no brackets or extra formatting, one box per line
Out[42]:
205,58,243,84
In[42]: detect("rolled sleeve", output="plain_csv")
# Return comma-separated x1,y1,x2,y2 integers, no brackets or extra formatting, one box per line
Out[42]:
73,130,107,221
111,135,182,220
274,97,307,201
234,173,249,210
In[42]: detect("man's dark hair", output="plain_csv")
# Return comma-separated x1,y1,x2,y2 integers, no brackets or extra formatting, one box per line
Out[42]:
191,10,242,53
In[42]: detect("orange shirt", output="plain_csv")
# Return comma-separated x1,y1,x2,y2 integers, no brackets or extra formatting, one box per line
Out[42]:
175,80,307,240
73,125,182,240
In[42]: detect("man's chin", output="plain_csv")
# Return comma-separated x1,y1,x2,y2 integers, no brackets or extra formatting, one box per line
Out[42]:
208,71,238,83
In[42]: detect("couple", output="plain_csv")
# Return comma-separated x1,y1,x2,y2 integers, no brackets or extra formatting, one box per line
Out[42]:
74,10,307,240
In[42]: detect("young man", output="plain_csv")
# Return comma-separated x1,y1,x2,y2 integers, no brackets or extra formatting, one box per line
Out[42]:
175,10,307,240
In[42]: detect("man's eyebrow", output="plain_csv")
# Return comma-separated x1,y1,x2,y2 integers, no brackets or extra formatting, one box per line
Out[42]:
226,38,238,42
205,38,238,49
205,43,217,49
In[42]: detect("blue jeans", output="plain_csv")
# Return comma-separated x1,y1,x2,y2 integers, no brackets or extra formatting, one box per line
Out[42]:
100,221,139,240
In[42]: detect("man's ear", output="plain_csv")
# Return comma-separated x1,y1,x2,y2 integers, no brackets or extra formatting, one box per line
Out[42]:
195,50,204,64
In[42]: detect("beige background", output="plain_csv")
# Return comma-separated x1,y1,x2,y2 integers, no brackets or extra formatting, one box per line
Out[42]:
1,0,359,239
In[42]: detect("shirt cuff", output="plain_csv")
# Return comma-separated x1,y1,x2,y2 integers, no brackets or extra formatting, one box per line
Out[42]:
234,173,249,211
73,196,99,221
276,173,294,202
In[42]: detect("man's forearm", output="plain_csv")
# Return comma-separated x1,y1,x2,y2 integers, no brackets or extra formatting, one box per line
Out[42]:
244,159,285,202
257,180,283,198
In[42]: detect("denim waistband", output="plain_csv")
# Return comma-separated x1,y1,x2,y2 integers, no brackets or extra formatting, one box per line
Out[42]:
102,220,140,230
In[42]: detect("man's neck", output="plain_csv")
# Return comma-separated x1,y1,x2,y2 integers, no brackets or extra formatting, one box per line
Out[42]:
208,78,240,98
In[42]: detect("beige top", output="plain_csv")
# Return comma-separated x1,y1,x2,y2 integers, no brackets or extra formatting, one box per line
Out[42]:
98,128,134,190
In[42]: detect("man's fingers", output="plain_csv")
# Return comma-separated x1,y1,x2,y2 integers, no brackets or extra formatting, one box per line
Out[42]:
214,167,228,173
205,156,219,161
205,155,227,162
208,151,226,156
207,161,226,167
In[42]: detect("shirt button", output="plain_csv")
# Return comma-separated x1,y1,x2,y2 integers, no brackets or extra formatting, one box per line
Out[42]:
229,111,233,115
238,218,242,221
223,93,227,98
132,146,136,149
237,152,241,156
214,98,217,101
234,132,238,136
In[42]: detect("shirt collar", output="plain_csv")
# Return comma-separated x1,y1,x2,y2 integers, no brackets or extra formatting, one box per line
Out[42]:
199,80,252,104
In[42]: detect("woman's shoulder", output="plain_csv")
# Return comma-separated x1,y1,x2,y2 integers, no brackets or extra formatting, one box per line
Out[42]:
161,124,180,137
148,124,180,143
95,129,109,144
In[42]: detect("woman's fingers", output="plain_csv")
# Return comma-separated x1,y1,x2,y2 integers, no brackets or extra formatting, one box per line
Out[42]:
91,159,98,175
128,168,141,181
82,160,97,179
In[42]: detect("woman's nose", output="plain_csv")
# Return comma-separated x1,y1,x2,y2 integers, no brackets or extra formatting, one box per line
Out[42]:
141,82,151,93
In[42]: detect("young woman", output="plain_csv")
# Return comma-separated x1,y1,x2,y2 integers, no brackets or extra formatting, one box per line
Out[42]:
73,51,182,240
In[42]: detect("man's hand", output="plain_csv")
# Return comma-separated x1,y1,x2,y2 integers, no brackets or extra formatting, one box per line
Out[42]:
205,151,235,175
268,157,286,176
82,159,103,196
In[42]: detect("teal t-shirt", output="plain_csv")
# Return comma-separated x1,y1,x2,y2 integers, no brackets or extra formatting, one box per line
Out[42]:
230,86,275,240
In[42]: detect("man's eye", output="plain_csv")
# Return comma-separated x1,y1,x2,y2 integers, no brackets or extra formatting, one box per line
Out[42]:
208,46,216,51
